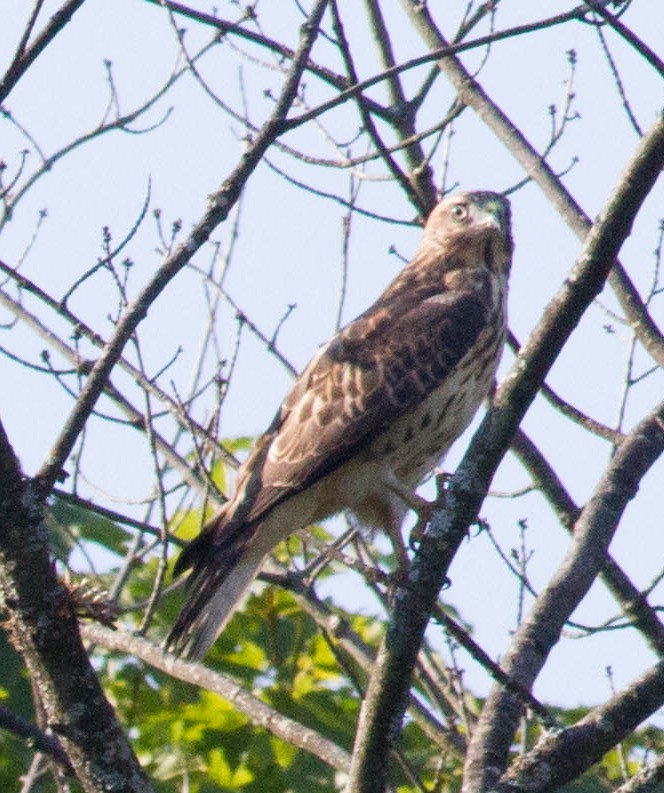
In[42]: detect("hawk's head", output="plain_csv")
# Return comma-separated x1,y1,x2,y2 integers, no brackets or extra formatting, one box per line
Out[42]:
421,191,513,274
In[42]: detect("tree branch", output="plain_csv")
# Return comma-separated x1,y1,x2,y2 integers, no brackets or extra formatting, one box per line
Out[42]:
345,113,664,793
511,429,664,656
0,257,240,472
143,0,390,121
330,2,426,214
493,660,664,793
401,1,664,367
582,1,664,77
79,623,351,773
0,282,222,501
32,0,330,499
612,753,664,793
0,0,87,103
0,704,72,772
463,398,664,793
0,418,154,792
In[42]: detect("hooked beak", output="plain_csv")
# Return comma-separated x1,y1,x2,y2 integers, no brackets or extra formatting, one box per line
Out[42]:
476,194,511,237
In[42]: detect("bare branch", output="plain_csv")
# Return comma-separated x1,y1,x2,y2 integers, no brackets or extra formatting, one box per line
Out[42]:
582,1,664,78
402,1,664,367
0,0,87,103
32,0,330,499
330,2,426,214
507,331,625,445
511,429,664,656
345,114,664,793
493,660,664,793
79,623,351,773
143,0,390,121
0,282,221,499
432,605,559,729
463,399,664,793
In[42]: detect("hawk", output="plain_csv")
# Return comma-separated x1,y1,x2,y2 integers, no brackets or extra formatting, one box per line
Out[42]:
167,191,513,660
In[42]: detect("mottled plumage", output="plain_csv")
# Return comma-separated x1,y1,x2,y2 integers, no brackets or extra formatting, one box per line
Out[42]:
167,191,513,660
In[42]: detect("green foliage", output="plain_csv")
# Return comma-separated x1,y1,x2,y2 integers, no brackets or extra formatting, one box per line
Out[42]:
98,585,351,792
3,477,663,791
0,632,36,790
48,495,131,564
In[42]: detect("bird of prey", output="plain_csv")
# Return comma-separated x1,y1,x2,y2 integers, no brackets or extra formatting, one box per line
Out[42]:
167,190,513,660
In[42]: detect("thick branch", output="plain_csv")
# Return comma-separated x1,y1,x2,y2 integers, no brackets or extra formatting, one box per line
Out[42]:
345,114,664,793
493,661,664,793
0,419,154,792
463,399,664,793
80,623,351,773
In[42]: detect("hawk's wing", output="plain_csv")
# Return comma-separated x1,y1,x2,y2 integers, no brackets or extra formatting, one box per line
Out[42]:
236,268,493,527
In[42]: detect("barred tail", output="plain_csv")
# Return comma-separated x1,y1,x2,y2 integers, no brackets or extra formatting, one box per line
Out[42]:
165,517,264,661
165,552,263,661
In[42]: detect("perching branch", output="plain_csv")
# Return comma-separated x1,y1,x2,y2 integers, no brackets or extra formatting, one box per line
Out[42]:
345,113,664,793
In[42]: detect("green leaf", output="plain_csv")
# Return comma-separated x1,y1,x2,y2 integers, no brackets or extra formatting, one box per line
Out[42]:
48,495,130,562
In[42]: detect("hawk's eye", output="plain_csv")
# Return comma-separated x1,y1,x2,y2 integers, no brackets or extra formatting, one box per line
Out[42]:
450,204,469,222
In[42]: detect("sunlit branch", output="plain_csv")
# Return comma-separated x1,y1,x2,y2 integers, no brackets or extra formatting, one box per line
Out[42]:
346,114,664,793
79,623,352,773
493,660,664,793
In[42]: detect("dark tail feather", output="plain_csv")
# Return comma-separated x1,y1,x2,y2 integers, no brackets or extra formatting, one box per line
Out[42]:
165,520,261,661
